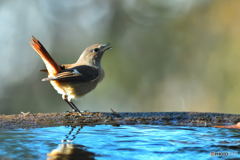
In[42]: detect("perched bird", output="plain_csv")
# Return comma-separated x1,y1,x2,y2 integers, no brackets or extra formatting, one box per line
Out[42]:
30,36,111,112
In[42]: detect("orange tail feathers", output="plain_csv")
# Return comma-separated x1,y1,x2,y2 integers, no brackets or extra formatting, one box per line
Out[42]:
30,36,61,75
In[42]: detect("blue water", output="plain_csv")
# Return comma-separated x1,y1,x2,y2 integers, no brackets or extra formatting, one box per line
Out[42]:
0,125,239,160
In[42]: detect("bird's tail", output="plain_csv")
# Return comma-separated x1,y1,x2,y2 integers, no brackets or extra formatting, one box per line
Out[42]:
30,36,60,75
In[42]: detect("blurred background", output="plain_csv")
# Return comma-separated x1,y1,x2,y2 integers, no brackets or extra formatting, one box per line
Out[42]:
1,0,240,114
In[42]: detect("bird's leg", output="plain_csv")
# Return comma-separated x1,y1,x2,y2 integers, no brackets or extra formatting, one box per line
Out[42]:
69,101,81,113
63,95,81,113
64,99,78,112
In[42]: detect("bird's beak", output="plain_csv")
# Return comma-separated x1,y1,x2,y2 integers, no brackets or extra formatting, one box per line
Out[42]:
101,43,112,52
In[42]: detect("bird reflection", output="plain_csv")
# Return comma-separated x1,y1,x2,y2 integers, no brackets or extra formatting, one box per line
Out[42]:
47,126,95,160
47,144,95,160
63,126,83,143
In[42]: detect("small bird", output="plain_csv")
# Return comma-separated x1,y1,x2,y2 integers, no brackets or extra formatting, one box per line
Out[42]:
30,36,111,112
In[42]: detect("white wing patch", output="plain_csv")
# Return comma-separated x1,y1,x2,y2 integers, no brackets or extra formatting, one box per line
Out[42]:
72,69,80,74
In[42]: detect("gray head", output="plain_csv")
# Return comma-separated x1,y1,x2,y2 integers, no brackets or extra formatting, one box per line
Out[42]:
77,43,111,66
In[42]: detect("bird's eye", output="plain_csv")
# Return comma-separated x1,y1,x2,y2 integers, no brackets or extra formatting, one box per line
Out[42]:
93,48,100,52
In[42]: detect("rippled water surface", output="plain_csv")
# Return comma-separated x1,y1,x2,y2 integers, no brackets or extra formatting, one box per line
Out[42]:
0,125,239,160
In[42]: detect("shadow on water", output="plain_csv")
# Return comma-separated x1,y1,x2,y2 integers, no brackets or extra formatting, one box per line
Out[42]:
47,126,95,160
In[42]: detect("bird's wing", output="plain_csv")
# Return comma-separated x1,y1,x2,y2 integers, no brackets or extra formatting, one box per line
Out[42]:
42,65,99,82
40,69,48,72
40,65,65,73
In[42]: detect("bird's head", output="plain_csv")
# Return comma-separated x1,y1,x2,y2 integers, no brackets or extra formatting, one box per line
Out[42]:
77,43,111,66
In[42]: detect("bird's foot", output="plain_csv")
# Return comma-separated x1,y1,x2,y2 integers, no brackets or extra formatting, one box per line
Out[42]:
65,110,95,117
79,110,95,117
65,110,83,116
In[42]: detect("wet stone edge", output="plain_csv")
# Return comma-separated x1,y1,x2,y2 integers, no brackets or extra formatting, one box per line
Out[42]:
0,112,239,129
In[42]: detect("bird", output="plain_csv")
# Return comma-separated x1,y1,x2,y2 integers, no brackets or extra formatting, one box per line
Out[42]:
30,36,111,113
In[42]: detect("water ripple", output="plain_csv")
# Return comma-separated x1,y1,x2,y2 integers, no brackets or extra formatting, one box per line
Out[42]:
0,125,239,160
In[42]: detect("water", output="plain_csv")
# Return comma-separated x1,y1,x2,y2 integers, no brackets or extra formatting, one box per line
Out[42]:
0,125,239,160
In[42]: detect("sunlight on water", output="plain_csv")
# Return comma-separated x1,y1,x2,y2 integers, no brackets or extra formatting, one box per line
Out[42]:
0,125,239,160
